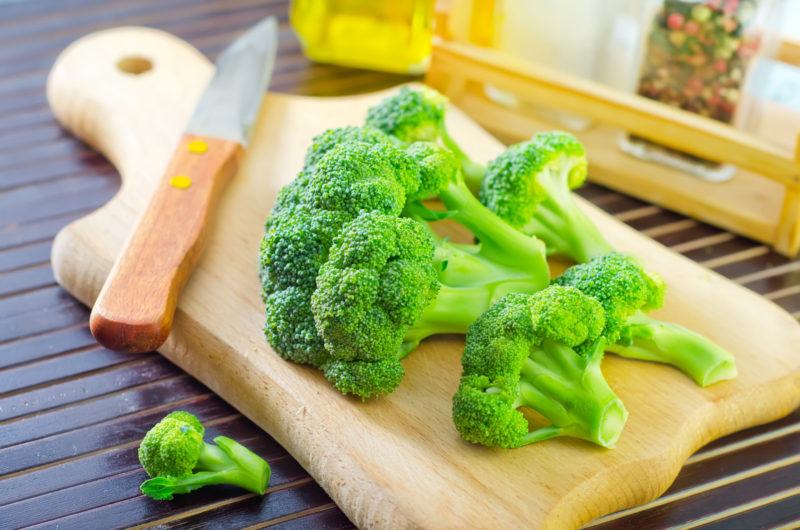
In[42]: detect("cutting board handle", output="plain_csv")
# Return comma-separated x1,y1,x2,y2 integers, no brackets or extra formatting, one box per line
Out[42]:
47,28,221,351
47,26,213,190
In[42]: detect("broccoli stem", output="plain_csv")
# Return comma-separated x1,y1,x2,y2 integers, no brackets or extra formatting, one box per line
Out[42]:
607,313,737,387
140,471,239,500
515,340,627,448
141,437,270,500
434,240,547,297
439,178,550,291
522,184,613,263
401,283,495,355
440,128,485,194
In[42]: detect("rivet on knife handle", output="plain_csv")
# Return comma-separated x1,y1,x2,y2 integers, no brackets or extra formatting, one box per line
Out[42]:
89,16,277,352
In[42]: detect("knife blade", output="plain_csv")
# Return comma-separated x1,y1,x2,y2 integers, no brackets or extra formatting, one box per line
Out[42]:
90,17,278,353
187,15,277,145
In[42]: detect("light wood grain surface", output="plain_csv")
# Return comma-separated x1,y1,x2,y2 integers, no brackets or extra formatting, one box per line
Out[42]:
426,39,800,257
46,27,800,529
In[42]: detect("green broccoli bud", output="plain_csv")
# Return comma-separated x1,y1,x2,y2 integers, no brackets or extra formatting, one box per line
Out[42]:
274,126,392,213
366,86,485,192
303,125,391,174
453,287,627,448
555,253,737,386
304,141,415,217
481,131,613,263
138,411,270,501
260,140,418,367
312,213,441,364
312,212,541,399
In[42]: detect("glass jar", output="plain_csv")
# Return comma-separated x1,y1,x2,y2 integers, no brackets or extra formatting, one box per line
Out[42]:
622,0,773,181
468,0,651,131
290,0,435,75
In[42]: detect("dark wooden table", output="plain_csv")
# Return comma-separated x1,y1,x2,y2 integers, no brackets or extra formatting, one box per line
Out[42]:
0,1,798,528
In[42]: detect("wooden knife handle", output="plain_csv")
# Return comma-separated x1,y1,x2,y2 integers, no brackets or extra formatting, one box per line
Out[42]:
90,133,243,352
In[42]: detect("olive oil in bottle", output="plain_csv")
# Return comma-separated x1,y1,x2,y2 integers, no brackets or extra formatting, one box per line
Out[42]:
290,0,435,74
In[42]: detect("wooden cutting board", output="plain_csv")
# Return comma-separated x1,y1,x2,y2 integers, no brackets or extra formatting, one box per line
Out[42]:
47,27,800,529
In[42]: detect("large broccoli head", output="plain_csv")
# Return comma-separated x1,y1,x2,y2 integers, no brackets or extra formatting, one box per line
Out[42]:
453,286,627,449
312,212,440,399
554,252,665,343
260,140,422,367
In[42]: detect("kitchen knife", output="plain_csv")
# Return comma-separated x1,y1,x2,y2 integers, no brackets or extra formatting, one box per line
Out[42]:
90,16,278,353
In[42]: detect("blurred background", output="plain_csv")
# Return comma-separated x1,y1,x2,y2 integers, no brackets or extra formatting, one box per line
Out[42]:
2,1,800,529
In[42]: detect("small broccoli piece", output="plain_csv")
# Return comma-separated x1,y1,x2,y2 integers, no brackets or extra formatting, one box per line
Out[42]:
312,212,503,399
138,411,270,501
481,131,613,263
555,253,737,386
366,86,485,192
453,286,627,448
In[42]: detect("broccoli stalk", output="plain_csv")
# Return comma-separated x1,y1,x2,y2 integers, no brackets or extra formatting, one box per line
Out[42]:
439,127,486,193
440,173,549,287
138,411,270,501
405,141,550,292
453,287,628,448
365,86,485,192
555,253,737,387
481,131,613,263
608,313,737,387
401,283,501,355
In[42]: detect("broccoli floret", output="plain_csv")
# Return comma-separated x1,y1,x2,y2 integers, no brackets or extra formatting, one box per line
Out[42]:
260,141,416,367
138,411,270,501
303,125,390,174
366,86,485,192
555,253,737,386
261,124,551,399
481,131,613,263
453,286,628,448
405,141,550,294
304,141,418,216
312,212,512,399
275,126,392,212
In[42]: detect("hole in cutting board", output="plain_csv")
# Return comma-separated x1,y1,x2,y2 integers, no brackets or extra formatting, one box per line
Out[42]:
117,56,153,75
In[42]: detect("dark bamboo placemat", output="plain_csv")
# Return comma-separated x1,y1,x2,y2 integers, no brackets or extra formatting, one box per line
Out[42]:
0,1,797,528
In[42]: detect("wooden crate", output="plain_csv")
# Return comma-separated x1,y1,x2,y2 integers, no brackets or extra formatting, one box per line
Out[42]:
425,38,800,257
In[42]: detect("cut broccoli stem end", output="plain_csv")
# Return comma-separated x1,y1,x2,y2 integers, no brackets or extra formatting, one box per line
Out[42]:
522,197,613,264
190,437,270,495
440,178,550,290
440,128,485,193
609,313,738,387
401,283,493,355
516,342,627,448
